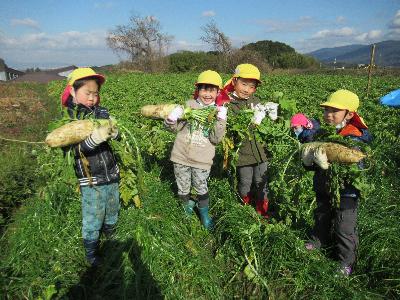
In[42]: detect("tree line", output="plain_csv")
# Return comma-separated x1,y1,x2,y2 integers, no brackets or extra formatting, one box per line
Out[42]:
106,15,320,73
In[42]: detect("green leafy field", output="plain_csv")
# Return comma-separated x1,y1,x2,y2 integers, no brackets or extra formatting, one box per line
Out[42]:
1,73,399,299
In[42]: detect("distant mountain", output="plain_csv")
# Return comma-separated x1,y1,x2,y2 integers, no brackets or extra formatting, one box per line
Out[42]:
307,40,400,66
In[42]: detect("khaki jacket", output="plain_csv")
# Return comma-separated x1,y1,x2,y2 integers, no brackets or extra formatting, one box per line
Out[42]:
166,99,226,170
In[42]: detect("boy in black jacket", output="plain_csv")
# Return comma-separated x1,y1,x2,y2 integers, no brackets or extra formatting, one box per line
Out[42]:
61,68,119,266
301,90,372,276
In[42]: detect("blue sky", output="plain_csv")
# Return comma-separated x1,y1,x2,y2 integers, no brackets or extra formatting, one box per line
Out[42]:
1,0,399,69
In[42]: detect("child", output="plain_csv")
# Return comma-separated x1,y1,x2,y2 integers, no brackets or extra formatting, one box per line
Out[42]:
61,67,120,266
223,64,277,217
165,70,227,230
290,113,320,143
301,89,372,276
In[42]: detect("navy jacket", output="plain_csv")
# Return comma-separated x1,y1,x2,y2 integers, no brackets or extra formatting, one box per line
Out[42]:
66,99,119,186
297,119,321,143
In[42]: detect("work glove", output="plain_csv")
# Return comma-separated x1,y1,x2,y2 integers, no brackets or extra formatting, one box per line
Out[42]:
252,103,266,112
216,106,228,120
109,117,118,139
252,109,266,125
301,144,314,166
313,146,329,170
251,103,266,125
167,105,184,122
264,102,279,121
110,124,118,139
90,123,113,144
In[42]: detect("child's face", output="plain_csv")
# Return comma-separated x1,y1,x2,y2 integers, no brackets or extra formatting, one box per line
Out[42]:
197,85,218,106
323,106,353,125
292,125,302,131
233,78,257,99
71,80,99,107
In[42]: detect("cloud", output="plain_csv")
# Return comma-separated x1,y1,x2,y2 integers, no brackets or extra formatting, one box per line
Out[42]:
0,30,119,68
0,30,107,50
256,16,315,33
336,16,346,24
94,1,114,9
389,10,400,29
355,30,382,42
169,40,207,53
202,10,215,17
10,18,40,29
385,10,400,40
296,9,400,53
312,27,355,38
296,26,383,53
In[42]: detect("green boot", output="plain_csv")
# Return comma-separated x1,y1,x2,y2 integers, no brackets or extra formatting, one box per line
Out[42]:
198,206,214,230
183,199,196,217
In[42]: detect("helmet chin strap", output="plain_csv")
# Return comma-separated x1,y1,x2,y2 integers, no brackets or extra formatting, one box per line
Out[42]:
336,111,348,130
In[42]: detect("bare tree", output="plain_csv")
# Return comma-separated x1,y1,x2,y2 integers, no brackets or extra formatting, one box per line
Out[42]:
200,20,232,54
107,15,173,64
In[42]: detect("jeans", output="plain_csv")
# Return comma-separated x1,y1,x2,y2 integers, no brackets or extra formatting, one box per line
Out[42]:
81,182,120,240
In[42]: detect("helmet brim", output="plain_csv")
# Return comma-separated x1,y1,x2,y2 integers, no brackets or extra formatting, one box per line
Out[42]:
320,102,352,111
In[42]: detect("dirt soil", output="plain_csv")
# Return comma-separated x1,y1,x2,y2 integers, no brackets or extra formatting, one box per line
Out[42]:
0,83,50,139
12,71,65,83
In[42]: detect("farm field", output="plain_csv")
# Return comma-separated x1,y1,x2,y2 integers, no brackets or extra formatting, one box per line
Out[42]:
1,72,400,299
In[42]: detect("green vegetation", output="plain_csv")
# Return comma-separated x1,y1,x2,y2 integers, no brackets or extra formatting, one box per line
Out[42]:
1,73,399,299
242,40,319,69
165,40,319,73
0,83,58,228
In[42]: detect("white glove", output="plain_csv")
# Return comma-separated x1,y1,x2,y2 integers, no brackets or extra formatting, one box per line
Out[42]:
252,109,266,125
313,146,329,170
109,117,118,139
167,105,184,122
110,124,118,139
301,144,314,166
253,103,266,112
91,124,112,144
264,102,279,121
217,106,228,120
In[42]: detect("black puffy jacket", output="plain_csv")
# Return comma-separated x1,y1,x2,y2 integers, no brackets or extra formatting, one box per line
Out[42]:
66,100,119,186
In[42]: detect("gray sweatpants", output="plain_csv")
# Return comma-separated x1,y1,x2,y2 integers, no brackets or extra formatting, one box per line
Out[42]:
173,163,210,207
237,162,268,200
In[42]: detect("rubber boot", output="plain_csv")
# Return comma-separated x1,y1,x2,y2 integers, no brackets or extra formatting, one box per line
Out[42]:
256,198,269,218
242,194,251,205
83,239,102,266
102,223,116,239
183,199,196,217
198,206,214,231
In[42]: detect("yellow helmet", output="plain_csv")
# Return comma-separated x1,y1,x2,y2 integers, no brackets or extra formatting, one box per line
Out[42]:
320,89,359,112
233,64,261,83
67,67,105,86
196,70,222,88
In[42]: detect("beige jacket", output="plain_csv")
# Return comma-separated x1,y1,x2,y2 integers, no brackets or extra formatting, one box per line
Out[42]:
165,99,226,170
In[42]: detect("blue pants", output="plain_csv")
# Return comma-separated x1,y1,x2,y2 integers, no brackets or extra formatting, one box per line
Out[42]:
80,182,120,240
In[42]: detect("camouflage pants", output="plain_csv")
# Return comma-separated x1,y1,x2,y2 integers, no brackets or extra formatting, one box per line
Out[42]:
173,163,210,197
80,182,120,241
